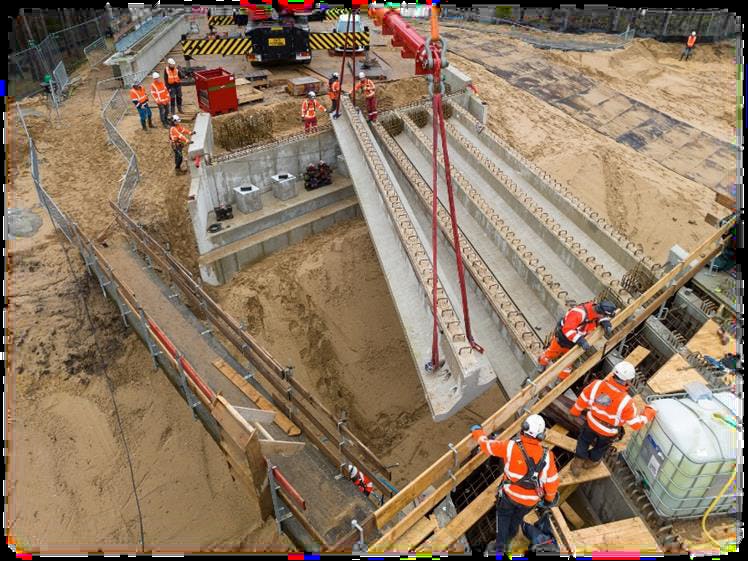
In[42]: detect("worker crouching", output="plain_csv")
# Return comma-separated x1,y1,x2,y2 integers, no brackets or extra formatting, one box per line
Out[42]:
301,91,326,133
169,115,194,173
537,299,617,379
345,463,373,496
352,72,377,122
471,414,559,555
568,361,656,475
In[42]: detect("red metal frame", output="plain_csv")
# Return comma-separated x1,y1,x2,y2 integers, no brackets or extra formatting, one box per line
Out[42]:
272,466,307,510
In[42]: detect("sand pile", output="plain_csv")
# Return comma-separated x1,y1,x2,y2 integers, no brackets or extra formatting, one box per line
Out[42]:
449,52,724,261
211,219,506,485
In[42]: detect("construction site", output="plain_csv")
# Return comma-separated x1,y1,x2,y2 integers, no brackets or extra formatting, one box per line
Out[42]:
7,3,742,556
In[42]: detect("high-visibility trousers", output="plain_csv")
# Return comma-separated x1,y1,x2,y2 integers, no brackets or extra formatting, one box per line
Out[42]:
538,336,573,379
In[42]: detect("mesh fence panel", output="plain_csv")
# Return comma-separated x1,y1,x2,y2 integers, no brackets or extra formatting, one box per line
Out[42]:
52,60,69,92
28,138,76,243
101,89,140,211
8,47,48,98
84,36,112,67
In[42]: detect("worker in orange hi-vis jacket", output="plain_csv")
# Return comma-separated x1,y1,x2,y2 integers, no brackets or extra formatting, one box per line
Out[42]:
680,31,698,61
471,414,559,555
568,361,656,475
351,71,377,122
344,463,374,496
537,300,617,380
150,72,171,128
301,91,326,133
129,83,154,131
169,115,194,173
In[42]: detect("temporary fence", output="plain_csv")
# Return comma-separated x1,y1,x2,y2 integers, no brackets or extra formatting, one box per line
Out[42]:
84,36,113,68
101,89,140,211
8,16,107,99
95,69,151,107
52,60,69,93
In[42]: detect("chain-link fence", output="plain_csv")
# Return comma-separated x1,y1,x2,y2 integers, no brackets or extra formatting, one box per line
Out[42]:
84,36,113,68
16,102,74,241
101,89,140,212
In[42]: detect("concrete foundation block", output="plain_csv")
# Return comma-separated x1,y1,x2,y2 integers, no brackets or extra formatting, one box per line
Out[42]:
262,234,289,256
236,243,264,268
233,184,263,214
271,173,298,201
288,223,313,245
312,214,335,234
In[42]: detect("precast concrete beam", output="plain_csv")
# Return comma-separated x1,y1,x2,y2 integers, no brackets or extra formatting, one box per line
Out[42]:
400,114,572,320
449,103,662,279
333,97,495,420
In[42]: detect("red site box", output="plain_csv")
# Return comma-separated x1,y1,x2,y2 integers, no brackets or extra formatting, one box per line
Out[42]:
194,67,238,116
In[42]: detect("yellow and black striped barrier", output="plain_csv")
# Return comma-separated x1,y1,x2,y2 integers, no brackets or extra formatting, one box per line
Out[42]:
324,7,352,20
208,15,235,26
309,31,370,50
182,37,253,56
182,32,369,56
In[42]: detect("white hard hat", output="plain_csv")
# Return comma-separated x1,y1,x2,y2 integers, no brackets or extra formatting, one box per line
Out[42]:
167,58,176,65
332,72,339,78
172,114,181,122
691,31,696,35
612,361,636,382
152,72,160,79
308,91,316,98
346,464,358,478
358,71,365,79
522,414,546,439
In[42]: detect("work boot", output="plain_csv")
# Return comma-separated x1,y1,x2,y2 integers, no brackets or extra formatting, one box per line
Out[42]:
148,117,155,128
141,121,148,131
177,105,184,114
569,457,585,476
583,458,602,469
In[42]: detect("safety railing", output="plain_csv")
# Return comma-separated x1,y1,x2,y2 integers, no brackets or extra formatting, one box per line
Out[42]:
101,89,140,212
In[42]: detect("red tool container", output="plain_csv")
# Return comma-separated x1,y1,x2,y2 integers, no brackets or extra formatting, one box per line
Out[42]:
194,67,238,116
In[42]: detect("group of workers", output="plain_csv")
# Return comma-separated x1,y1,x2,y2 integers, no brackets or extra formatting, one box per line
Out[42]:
301,71,378,133
467,297,659,554
128,58,194,172
339,297,658,555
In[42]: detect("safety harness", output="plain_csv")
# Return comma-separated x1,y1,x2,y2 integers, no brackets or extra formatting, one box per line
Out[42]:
504,437,547,496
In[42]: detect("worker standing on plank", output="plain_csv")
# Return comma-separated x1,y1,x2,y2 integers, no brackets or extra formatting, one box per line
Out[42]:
471,414,559,555
328,72,341,117
351,71,377,122
568,361,656,476
169,115,193,173
150,72,171,128
301,91,326,133
164,57,185,114
680,31,697,61
345,463,374,496
129,82,154,131
537,300,617,379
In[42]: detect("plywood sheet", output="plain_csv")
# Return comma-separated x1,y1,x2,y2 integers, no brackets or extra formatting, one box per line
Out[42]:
647,354,707,394
571,517,660,553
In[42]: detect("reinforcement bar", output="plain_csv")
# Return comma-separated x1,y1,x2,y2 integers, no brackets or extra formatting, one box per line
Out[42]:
332,217,734,551
109,201,394,494
440,117,633,306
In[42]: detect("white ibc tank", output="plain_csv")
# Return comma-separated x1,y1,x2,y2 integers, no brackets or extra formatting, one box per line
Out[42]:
624,391,739,519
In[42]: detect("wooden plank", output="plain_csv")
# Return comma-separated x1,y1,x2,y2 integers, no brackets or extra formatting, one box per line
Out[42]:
213,358,301,436
234,405,276,424
545,426,577,453
646,354,707,394
715,192,736,209
391,515,437,552
550,506,576,553
370,218,733,549
625,345,651,367
212,395,257,450
705,213,720,227
686,319,736,357
259,439,305,457
560,502,585,530
570,517,660,553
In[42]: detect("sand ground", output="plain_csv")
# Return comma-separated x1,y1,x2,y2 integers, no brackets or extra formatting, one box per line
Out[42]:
7,28,736,551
